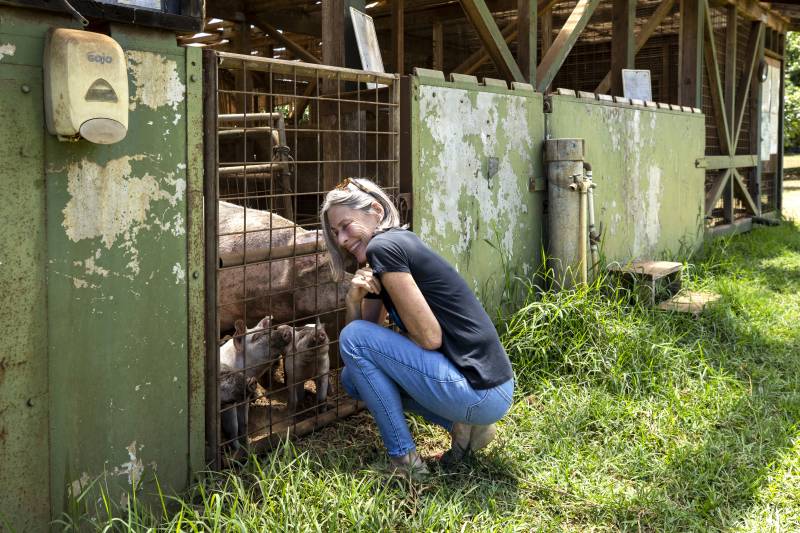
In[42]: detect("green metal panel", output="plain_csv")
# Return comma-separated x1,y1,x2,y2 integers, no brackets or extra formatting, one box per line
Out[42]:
0,66,51,531
410,77,545,312
0,9,204,528
547,96,706,263
46,23,193,519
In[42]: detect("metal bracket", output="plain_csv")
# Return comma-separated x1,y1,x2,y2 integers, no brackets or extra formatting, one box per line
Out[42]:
529,176,546,192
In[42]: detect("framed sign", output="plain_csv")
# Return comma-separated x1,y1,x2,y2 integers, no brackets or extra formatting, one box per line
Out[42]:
622,69,653,102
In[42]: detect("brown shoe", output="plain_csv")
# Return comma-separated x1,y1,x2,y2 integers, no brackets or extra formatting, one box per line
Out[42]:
387,450,430,480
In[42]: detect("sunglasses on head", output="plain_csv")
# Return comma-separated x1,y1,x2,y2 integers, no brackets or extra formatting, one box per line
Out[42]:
334,177,371,195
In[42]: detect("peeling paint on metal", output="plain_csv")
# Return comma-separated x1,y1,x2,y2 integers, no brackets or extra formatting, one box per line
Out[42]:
0,43,15,61
126,51,185,111
549,96,705,263
417,87,529,259
172,263,185,284
62,156,186,278
68,472,91,498
113,441,144,486
644,166,662,252
412,81,544,310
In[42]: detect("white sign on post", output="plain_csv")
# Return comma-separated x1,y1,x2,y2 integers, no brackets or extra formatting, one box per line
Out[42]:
622,69,653,102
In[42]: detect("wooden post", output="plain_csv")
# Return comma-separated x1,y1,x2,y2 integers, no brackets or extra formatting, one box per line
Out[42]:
232,18,251,113
724,5,737,136
723,5,737,223
322,0,365,70
749,26,764,212
661,42,671,102
610,0,635,96
595,0,676,94
541,5,553,92
322,0,367,191
392,0,404,73
678,0,704,107
518,0,537,85
777,56,785,213
432,20,444,70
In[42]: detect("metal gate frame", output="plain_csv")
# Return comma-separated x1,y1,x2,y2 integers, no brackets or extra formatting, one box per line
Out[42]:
202,50,401,468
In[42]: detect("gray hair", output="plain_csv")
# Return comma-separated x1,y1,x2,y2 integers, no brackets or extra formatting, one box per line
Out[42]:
320,178,401,281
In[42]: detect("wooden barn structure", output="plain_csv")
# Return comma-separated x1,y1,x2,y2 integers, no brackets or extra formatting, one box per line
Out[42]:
185,0,797,232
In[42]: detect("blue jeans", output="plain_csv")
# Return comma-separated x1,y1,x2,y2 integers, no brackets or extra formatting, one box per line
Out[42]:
339,320,514,457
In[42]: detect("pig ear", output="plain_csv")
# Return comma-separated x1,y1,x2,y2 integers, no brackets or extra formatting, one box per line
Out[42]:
257,315,272,331
234,319,246,350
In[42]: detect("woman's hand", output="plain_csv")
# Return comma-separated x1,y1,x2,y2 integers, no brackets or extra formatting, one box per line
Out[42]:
346,266,381,305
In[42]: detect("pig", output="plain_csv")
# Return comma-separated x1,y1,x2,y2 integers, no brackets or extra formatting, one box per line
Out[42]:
219,363,256,451
282,321,331,419
217,201,351,332
218,315,293,450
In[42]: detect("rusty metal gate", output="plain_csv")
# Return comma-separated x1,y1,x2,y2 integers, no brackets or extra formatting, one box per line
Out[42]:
202,50,401,467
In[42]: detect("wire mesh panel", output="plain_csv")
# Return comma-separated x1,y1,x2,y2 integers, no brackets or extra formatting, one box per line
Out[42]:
204,51,400,466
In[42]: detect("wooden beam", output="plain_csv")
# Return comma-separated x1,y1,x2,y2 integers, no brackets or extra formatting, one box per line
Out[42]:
733,169,759,214
541,3,553,51
459,0,526,82
661,42,671,102
707,216,752,237
749,22,765,210
452,0,554,77
250,14,321,64
699,155,759,169
733,21,764,152
678,0,704,107
535,0,601,92
453,21,517,75
518,0,537,84
392,0,404,73
709,0,789,34
610,0,635,96
724,5,737,140
591,0,676,92
703,2,732,155
432,20,444,70
705,168,732,216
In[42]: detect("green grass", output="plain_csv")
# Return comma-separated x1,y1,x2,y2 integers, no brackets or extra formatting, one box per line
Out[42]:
63,222,800,532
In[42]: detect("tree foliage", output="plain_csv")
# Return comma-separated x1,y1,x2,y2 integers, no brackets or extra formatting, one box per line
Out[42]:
785,32,800,151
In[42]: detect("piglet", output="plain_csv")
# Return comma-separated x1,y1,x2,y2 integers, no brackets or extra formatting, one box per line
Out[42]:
283,320,330,418
218,315,293,450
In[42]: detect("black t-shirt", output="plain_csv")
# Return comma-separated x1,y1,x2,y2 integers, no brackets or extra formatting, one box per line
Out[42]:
365,228,513,389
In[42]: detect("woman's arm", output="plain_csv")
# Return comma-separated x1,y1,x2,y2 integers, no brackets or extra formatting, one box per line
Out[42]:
380,272,442,350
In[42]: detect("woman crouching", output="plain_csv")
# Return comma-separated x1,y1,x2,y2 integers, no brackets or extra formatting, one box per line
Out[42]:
321,178,514,478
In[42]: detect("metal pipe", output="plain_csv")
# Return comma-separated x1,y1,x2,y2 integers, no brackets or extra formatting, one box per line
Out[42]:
218,112,284,123
545,138,586,289
585,162,601,279
578,180,588,285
